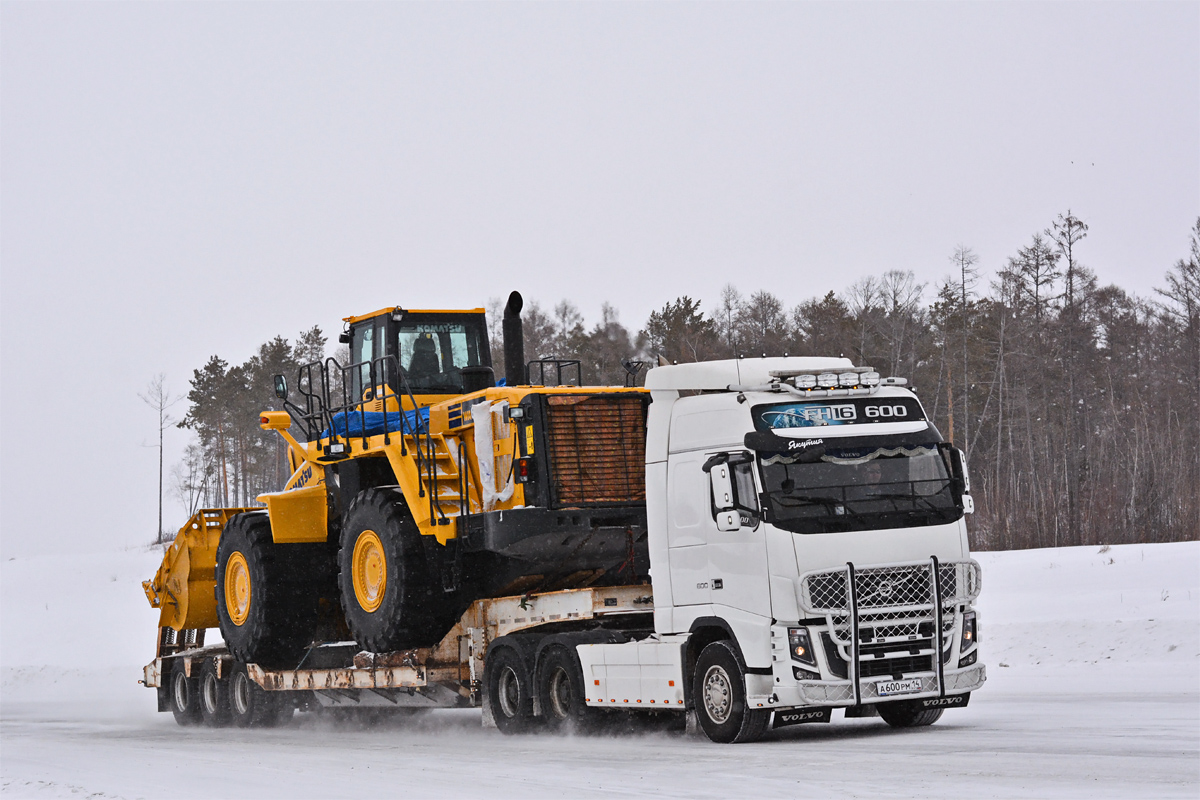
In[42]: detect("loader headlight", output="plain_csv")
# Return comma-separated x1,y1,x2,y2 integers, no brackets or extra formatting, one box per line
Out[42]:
788,627,817,667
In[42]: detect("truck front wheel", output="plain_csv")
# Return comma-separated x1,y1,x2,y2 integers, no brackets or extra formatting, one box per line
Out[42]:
692,641,769,744
878,699,944,728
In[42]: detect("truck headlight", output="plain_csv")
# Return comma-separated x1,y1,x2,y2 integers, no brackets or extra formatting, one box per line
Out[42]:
960,611,977,651
788,627,818,668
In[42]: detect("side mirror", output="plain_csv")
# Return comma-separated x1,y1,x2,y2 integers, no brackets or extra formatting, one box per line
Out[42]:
956,448,971,494
274,374,288,400
715,510,742,532
709,463,735,511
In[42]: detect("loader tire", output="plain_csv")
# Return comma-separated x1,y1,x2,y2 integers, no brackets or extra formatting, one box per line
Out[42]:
229,662,292,728
216,513,319,667
878,699,944,728
169,664,202,726
338,489,449,652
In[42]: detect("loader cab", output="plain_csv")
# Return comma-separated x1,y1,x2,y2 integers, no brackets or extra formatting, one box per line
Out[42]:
345,308,493,408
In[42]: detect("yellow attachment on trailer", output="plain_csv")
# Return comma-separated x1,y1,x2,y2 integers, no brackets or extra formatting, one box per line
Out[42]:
143,508,256,631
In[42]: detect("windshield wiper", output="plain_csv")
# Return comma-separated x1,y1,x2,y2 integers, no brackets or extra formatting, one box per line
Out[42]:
774,494,843,509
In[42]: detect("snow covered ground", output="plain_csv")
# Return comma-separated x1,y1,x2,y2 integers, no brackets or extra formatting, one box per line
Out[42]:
2,541,1197,799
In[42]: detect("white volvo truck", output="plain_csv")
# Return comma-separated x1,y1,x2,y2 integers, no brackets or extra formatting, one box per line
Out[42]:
143,357,984,743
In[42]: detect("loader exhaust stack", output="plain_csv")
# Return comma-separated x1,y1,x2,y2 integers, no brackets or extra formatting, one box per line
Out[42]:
503,290,525,387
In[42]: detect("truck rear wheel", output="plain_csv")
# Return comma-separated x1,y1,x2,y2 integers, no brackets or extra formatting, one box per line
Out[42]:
216,513,320,667
229,662,292,728
169,665,201,726
485,644,536,734
878,699,944,728
538,646,600,732
338,490,447,652
199,659,231,727
692,641,769,744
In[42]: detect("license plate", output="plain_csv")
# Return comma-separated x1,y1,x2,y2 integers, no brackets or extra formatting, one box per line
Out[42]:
876,678,923,696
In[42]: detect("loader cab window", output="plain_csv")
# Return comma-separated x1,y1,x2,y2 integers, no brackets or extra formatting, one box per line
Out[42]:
349,323,376,401
394,314,490,395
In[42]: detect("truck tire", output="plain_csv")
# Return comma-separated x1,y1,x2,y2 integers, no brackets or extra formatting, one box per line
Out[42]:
692,640,769,744
537,645,601,733
338,490,447,652
878,699,944,728
199,659,231,727
229,662,292,728
216,513,320,667
485,644,537,734
169,665,202,726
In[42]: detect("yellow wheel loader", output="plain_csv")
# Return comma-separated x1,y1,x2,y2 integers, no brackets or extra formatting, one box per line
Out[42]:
145,292,650,668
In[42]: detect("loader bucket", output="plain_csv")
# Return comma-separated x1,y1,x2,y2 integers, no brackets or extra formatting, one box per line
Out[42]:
143,508,256,631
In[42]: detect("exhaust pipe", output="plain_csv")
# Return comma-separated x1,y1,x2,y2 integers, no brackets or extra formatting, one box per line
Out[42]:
503,291,525,386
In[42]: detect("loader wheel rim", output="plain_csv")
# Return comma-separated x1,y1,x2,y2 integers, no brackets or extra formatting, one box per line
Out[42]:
225,552,252,626
352,530,387,613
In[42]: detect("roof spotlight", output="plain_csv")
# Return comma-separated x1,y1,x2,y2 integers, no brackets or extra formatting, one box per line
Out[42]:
817,372,839,388
838,372,860,387
795,374,818,389
861,371,881,386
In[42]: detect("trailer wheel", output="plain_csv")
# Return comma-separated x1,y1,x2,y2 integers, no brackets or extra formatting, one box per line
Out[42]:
338,490,448,652
538,646,600,733
692,641,769,744
486,645,536,734
878,700,944,728
169,665,202,726
216,513,319,666
199,659,231,727
229,663,292,728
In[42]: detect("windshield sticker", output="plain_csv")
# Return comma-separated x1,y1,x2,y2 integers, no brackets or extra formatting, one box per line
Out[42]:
753,398,925,431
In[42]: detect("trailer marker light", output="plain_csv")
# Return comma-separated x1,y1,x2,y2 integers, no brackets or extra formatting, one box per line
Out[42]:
595,679,600,685
669,680,675,686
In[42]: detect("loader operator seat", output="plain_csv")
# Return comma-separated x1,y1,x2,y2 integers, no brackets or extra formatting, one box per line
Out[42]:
408,336,441,386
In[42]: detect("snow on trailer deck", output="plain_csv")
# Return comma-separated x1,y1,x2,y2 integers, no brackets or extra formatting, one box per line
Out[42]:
2,542,1197,799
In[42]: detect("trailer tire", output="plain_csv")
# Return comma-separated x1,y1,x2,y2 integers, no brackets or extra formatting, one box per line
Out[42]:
538,646,600,733
216,513,319,667
878,700,944,728
199,659,231,727
486,645,537,734
169,665,202,726
229,662,292,728
338,490,447,652
692,641,769,744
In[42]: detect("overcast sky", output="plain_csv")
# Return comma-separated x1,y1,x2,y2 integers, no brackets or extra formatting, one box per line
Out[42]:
2,2,1196,558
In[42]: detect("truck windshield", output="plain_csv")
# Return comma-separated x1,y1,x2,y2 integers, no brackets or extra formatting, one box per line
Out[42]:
757,435,961,534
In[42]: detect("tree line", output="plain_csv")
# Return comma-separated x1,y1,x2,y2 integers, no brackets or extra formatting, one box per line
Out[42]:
164,213,1199,550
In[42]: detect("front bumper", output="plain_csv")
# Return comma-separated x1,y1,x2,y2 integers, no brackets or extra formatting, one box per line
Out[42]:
756,557,986,711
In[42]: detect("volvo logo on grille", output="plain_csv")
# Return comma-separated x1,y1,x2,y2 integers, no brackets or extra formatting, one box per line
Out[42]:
877,580,895,598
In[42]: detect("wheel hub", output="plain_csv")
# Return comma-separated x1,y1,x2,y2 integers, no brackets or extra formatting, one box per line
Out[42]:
224,552,252,626
497,667,520,718
352,530,387,613
702,665,733,724
548,668,571,719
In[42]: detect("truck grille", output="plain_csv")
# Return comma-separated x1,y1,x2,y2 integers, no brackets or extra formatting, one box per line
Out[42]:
800,561,981,613
545,394,647,506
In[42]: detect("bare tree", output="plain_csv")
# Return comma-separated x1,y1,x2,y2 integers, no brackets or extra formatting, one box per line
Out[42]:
140,374,180,543
950,246,981,453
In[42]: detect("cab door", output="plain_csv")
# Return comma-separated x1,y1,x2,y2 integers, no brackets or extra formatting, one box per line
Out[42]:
666,452,711,607
705,453,771,619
